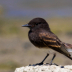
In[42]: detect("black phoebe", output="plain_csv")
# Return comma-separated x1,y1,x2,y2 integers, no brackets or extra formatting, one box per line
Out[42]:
22,17,72,65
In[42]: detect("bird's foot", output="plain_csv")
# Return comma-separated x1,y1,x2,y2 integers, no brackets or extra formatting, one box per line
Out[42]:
29,53,49,66
49,63,64,68
29,62,57,66
29,62,43,66
49,63,58,66
29,62,64,68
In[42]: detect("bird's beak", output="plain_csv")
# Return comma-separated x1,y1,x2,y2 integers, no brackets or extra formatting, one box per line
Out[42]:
22,24,30,27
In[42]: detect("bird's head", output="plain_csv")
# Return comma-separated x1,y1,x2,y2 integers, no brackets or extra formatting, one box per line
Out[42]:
22,17,50,31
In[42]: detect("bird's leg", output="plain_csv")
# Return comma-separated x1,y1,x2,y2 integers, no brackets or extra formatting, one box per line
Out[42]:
49,53,64,68
40,53,49,64
29,53,49,66
49,53,58,65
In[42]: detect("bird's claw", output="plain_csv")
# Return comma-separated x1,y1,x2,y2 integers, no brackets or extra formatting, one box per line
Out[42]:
49,63,58,66
29,63,64,68
48,63,64,68
29,62,43,66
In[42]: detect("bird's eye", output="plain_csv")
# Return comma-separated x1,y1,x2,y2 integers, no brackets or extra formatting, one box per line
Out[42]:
35,22,41,26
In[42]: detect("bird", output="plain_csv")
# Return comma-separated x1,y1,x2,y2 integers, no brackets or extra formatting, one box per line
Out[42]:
22,17,72,65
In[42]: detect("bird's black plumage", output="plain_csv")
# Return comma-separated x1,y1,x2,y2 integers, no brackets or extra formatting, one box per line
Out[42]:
22,17,72,60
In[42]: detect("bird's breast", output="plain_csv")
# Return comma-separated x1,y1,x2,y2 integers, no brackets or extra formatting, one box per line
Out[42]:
28,31,47,48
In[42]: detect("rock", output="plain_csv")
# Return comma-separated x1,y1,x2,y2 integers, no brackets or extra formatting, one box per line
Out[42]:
14,65,72,72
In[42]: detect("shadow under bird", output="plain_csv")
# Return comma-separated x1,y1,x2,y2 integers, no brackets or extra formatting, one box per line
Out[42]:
22,17,72,66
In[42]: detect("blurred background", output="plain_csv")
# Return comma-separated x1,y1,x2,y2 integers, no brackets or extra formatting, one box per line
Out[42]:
0,0,72,72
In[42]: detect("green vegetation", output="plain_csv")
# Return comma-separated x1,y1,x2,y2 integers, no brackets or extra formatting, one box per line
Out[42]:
0,17,72,37
0,61,20,70
47,17,72,35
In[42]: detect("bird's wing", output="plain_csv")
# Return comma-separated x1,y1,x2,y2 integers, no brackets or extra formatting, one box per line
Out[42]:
39,32,71,58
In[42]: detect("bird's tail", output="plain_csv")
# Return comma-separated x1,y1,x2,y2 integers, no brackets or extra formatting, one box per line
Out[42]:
61,42,72,60
63,42,72,52
67,49,72,53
